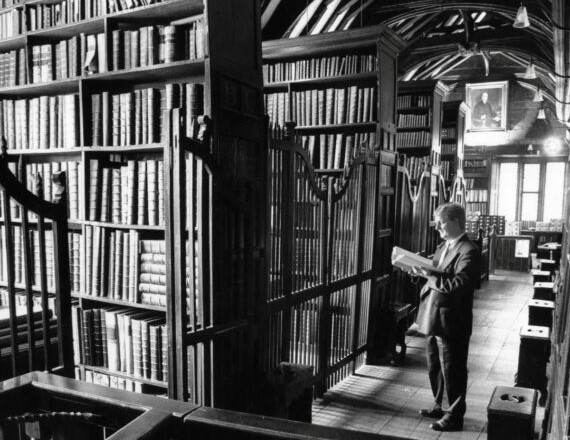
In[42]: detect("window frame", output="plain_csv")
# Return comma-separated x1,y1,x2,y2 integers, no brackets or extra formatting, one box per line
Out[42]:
494,156,567,222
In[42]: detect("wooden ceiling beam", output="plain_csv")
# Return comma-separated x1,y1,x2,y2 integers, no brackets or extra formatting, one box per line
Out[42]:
552,0,570,122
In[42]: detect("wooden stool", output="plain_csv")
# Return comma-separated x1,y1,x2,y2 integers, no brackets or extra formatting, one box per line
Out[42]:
389,303,413,365
487,386,537,440
530,269,551,283
533,282,554,301
539,259,556,272
516,325,550,405
528,299,554,328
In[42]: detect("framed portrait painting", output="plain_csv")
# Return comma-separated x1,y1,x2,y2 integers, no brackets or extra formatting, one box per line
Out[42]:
465,81,508,131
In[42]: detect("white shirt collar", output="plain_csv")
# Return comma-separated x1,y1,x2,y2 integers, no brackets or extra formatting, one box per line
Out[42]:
446,232,466,249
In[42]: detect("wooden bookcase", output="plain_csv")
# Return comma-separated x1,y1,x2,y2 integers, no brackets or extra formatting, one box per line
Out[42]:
0,0,266,407
464,156,490,215
261,27,406,378
395,80,448,260
262,26,404,171
441,100,467,204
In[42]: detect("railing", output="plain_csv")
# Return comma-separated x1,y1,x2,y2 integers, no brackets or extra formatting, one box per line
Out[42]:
0,371,411,440
266,127,378,394
0,141,73,380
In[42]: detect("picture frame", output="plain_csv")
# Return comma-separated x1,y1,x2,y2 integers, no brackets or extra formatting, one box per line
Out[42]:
465,81,508,131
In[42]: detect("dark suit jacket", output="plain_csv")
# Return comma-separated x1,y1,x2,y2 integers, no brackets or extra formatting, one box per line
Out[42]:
415,234,480,340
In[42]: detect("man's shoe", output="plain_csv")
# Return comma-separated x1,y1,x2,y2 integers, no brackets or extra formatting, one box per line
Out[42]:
418,407,444,419
429,415,463,432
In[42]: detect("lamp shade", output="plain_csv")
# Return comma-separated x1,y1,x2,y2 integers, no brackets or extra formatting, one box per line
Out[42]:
513,5,530,28
537,107,546,120
524,60,537,79
533,88,543,102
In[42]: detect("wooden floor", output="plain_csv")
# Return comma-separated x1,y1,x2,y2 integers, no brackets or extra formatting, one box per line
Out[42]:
313,270,543,439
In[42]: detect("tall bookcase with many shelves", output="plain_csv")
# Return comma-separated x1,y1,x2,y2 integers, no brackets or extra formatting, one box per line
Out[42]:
262,26,403,171
394,80,448,259
441,100,467,203
0,0,266,407
464,157,490,215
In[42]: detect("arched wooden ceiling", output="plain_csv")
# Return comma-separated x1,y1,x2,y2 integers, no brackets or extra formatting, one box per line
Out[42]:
261,0,570,123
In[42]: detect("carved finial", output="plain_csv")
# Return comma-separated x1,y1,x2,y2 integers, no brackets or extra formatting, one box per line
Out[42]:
284,121,297,140
1,137,7,159
52,171,67,205
197,115,212,146
34,173,44,198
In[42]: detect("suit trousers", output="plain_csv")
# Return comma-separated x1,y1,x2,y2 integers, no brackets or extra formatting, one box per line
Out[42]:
426,334,470,419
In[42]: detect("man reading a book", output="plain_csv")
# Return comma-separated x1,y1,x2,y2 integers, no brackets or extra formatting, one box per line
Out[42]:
411,202,480,432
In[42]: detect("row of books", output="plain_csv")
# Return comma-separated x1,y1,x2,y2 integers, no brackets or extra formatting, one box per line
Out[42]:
395,130,431,149
263,54,377,83
84,227,139,302
88,159,165,226
32,37,92,83
25,161,80,220
301,132,377,170
91,83,203,147
288,86,376,126
69,232,81,293
0,95,79,150
82,369,166,395
397,94,432,108
0,49,25,88
0,9,19,39
73,305,168,382
18,0,175,31
138,239,166,307
466,189,488,202
0,225,56,291
110,21,204,72
441,127,457,140
464,159,488,168
441,143,457,155
402,156,428,181
0,0,20,9
397,112,432,128
0,287,56,312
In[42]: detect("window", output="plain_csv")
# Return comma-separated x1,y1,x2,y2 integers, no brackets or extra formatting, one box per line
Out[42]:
495,159,566,222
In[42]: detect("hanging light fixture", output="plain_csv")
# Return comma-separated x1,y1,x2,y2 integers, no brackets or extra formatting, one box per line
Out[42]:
537,103,546,120
533,87,543,102
513,3,530,28
523,58,537,79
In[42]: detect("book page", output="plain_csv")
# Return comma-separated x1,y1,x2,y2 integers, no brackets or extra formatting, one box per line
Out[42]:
391,246,444,274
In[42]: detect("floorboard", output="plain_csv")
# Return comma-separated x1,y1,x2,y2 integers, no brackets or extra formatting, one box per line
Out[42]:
312,270,543,439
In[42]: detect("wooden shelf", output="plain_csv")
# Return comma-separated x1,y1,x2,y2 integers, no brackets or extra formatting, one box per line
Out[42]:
6,147,81,157
82,220,165,231
295,122,377,134
85,144,163,154
83,365,168,388
264,72,377,92
397,106,431,111
397,146,432,155
0,78,79,97
0,34,25,52
72,293,167,312
397,126,430,131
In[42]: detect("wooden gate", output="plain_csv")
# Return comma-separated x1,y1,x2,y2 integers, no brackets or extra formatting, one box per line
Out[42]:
266,131,378,394
0,145,73,379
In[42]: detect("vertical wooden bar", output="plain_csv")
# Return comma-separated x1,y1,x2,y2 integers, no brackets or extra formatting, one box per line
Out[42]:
37,216,50,371
164,109,178,399
51,172,73,377
21,203,36,372
1,186,18,376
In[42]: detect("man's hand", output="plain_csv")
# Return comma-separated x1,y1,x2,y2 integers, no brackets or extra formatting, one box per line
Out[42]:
411,266,439,289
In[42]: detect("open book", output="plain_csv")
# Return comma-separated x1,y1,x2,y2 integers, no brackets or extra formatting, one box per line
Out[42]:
391,246,444,274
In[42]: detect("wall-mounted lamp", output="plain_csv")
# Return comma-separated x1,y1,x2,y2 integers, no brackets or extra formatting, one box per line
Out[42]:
523,58,537,79
533,87,544,102
544,136,563,154
513,3,530,28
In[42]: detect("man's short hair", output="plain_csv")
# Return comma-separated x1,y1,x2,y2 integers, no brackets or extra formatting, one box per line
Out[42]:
435,203,466,229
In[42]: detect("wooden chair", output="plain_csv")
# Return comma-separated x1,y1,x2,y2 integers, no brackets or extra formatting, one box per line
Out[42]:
0,141,73,380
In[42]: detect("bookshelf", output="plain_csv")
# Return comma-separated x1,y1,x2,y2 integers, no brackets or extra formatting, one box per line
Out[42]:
441,100,467,203
262,26,404,171
0,0,266,406
464,157,490,215
395,80,448,258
